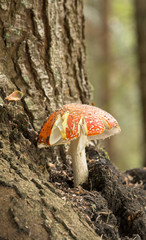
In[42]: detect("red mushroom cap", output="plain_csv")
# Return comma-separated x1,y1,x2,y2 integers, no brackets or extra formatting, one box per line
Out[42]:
37,103,121,148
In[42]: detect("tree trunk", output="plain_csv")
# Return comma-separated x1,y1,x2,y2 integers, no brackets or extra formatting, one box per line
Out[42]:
0,1,100,239
0,0,90,130
135,0,146,166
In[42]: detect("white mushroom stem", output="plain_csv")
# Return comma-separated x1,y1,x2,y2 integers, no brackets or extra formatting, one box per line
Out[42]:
69,128,88,187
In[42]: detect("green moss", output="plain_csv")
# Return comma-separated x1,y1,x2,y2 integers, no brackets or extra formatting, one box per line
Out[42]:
98,147,110,161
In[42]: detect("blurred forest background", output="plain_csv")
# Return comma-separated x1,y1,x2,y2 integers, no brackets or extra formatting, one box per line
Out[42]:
84,0,146,170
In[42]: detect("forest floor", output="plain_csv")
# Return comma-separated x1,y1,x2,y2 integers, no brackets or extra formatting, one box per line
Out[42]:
48,146,146,240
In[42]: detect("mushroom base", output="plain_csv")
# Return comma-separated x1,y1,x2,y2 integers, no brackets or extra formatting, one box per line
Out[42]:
69,130,88,187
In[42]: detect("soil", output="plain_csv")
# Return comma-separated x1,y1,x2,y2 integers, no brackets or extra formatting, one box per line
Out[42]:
49,146,146,240
0,104,146,240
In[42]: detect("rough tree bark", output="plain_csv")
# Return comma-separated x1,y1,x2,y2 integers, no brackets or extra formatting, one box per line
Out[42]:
135,0,146,167
0,0,99,239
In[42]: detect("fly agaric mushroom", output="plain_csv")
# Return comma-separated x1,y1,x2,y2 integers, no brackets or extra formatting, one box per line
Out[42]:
37,103,121,187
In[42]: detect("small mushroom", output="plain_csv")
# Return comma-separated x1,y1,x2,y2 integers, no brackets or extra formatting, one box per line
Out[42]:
5,90,23,102
37,103,121,187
